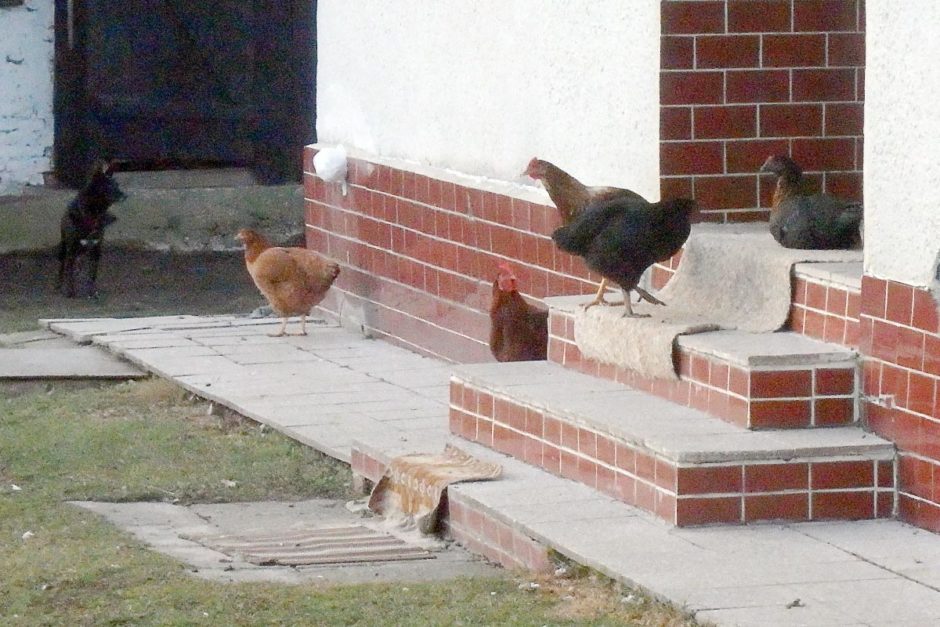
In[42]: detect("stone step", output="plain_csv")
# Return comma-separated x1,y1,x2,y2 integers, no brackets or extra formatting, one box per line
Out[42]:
547,296,859,430
448,361,895,527
652,256,863,349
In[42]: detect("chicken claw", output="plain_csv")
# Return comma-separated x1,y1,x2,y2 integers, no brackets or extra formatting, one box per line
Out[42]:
582,282,623,310
634,287,666,307
268,315,310,337
621,297,651,318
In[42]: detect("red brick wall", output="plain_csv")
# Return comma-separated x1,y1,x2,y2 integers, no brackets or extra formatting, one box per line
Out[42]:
860,277,940,531
303,150,602,362
661,0,865,221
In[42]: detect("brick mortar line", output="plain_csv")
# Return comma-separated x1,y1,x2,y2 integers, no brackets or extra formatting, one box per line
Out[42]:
896,451,940,467
792,275,861,293
863,355,940,385
661,66,864,72
663,32,865,38
865,394,940,426
792,302,858,322
860,312,940,337
678,485,890,500
661,136,863,143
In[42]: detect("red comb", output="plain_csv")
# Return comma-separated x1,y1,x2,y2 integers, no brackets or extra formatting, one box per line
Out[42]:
497,261,514,273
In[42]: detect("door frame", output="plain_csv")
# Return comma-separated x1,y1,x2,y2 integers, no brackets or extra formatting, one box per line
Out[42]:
52,0,317,187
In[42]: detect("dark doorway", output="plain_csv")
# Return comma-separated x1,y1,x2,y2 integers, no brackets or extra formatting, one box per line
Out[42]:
53,0,316,187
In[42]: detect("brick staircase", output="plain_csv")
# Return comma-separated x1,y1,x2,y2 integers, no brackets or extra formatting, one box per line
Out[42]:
448,257,899,527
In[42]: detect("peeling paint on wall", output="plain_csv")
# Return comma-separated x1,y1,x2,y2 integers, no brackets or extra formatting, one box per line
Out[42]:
0,1,54,195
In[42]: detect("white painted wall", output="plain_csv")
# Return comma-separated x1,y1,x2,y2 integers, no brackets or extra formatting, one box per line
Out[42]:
0,1,54,195
865,1,940,288
315,0,661,199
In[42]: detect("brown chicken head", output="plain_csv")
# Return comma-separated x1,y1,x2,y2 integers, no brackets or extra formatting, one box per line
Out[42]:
496,262,518,292
523,157,548,180
760,155,802,180
234,228,261,245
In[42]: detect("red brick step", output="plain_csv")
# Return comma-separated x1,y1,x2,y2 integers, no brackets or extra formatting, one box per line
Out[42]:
449,361,894,527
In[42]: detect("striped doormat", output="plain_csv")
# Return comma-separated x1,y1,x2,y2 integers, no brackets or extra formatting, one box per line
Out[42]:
187,524,433,566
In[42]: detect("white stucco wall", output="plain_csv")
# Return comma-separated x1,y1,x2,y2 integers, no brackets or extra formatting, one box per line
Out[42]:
864,1,940,288
315,0,661,198
0,1,54,195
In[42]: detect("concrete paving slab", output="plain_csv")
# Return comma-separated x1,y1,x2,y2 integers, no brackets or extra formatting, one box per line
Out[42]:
43,315,940,626
70,499,498,585
695,602,859,627
794,261,863,290
0,346,145,379
678,330,856,368
94,336,203,350
0,329,63,346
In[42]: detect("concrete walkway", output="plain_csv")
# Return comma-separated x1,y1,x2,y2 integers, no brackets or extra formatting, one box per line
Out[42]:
43,314,940,627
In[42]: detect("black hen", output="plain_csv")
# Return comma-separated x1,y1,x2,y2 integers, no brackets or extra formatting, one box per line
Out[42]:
552,197,697,317
760,155,863,250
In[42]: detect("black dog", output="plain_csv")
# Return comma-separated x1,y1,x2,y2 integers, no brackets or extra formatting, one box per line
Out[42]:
57,161,127,297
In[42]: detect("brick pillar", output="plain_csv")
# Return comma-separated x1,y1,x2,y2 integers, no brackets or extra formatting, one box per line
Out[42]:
660,0,865,222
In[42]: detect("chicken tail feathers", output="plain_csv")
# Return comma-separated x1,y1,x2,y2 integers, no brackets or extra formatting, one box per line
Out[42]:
551,224,579,253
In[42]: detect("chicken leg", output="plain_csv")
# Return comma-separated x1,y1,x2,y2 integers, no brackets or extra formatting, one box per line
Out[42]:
620,286,669,318
269,314,311,337
583,279,619,310
269,317,290,337
634,287,665,307
584,280,666,317
621,289,650,318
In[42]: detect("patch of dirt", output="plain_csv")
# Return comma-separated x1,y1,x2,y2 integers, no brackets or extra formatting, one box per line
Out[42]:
0,246,265,332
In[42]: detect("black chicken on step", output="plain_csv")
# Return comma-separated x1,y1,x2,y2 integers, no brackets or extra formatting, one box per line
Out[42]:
552,196,697,317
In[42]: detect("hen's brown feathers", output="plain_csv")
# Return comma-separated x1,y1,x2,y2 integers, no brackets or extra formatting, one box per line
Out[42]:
248,247,340,316
236,229,340,335
526,158,645,225
489,265,548,362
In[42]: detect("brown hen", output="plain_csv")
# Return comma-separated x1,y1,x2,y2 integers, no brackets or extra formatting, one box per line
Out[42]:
235,229,340,337
489,262,548,362
525,158,647,308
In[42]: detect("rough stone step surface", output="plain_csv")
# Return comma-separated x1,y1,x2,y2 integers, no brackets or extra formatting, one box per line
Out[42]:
450,361,894,526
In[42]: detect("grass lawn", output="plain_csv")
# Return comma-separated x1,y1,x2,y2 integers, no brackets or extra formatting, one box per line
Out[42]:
0,378,699,626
